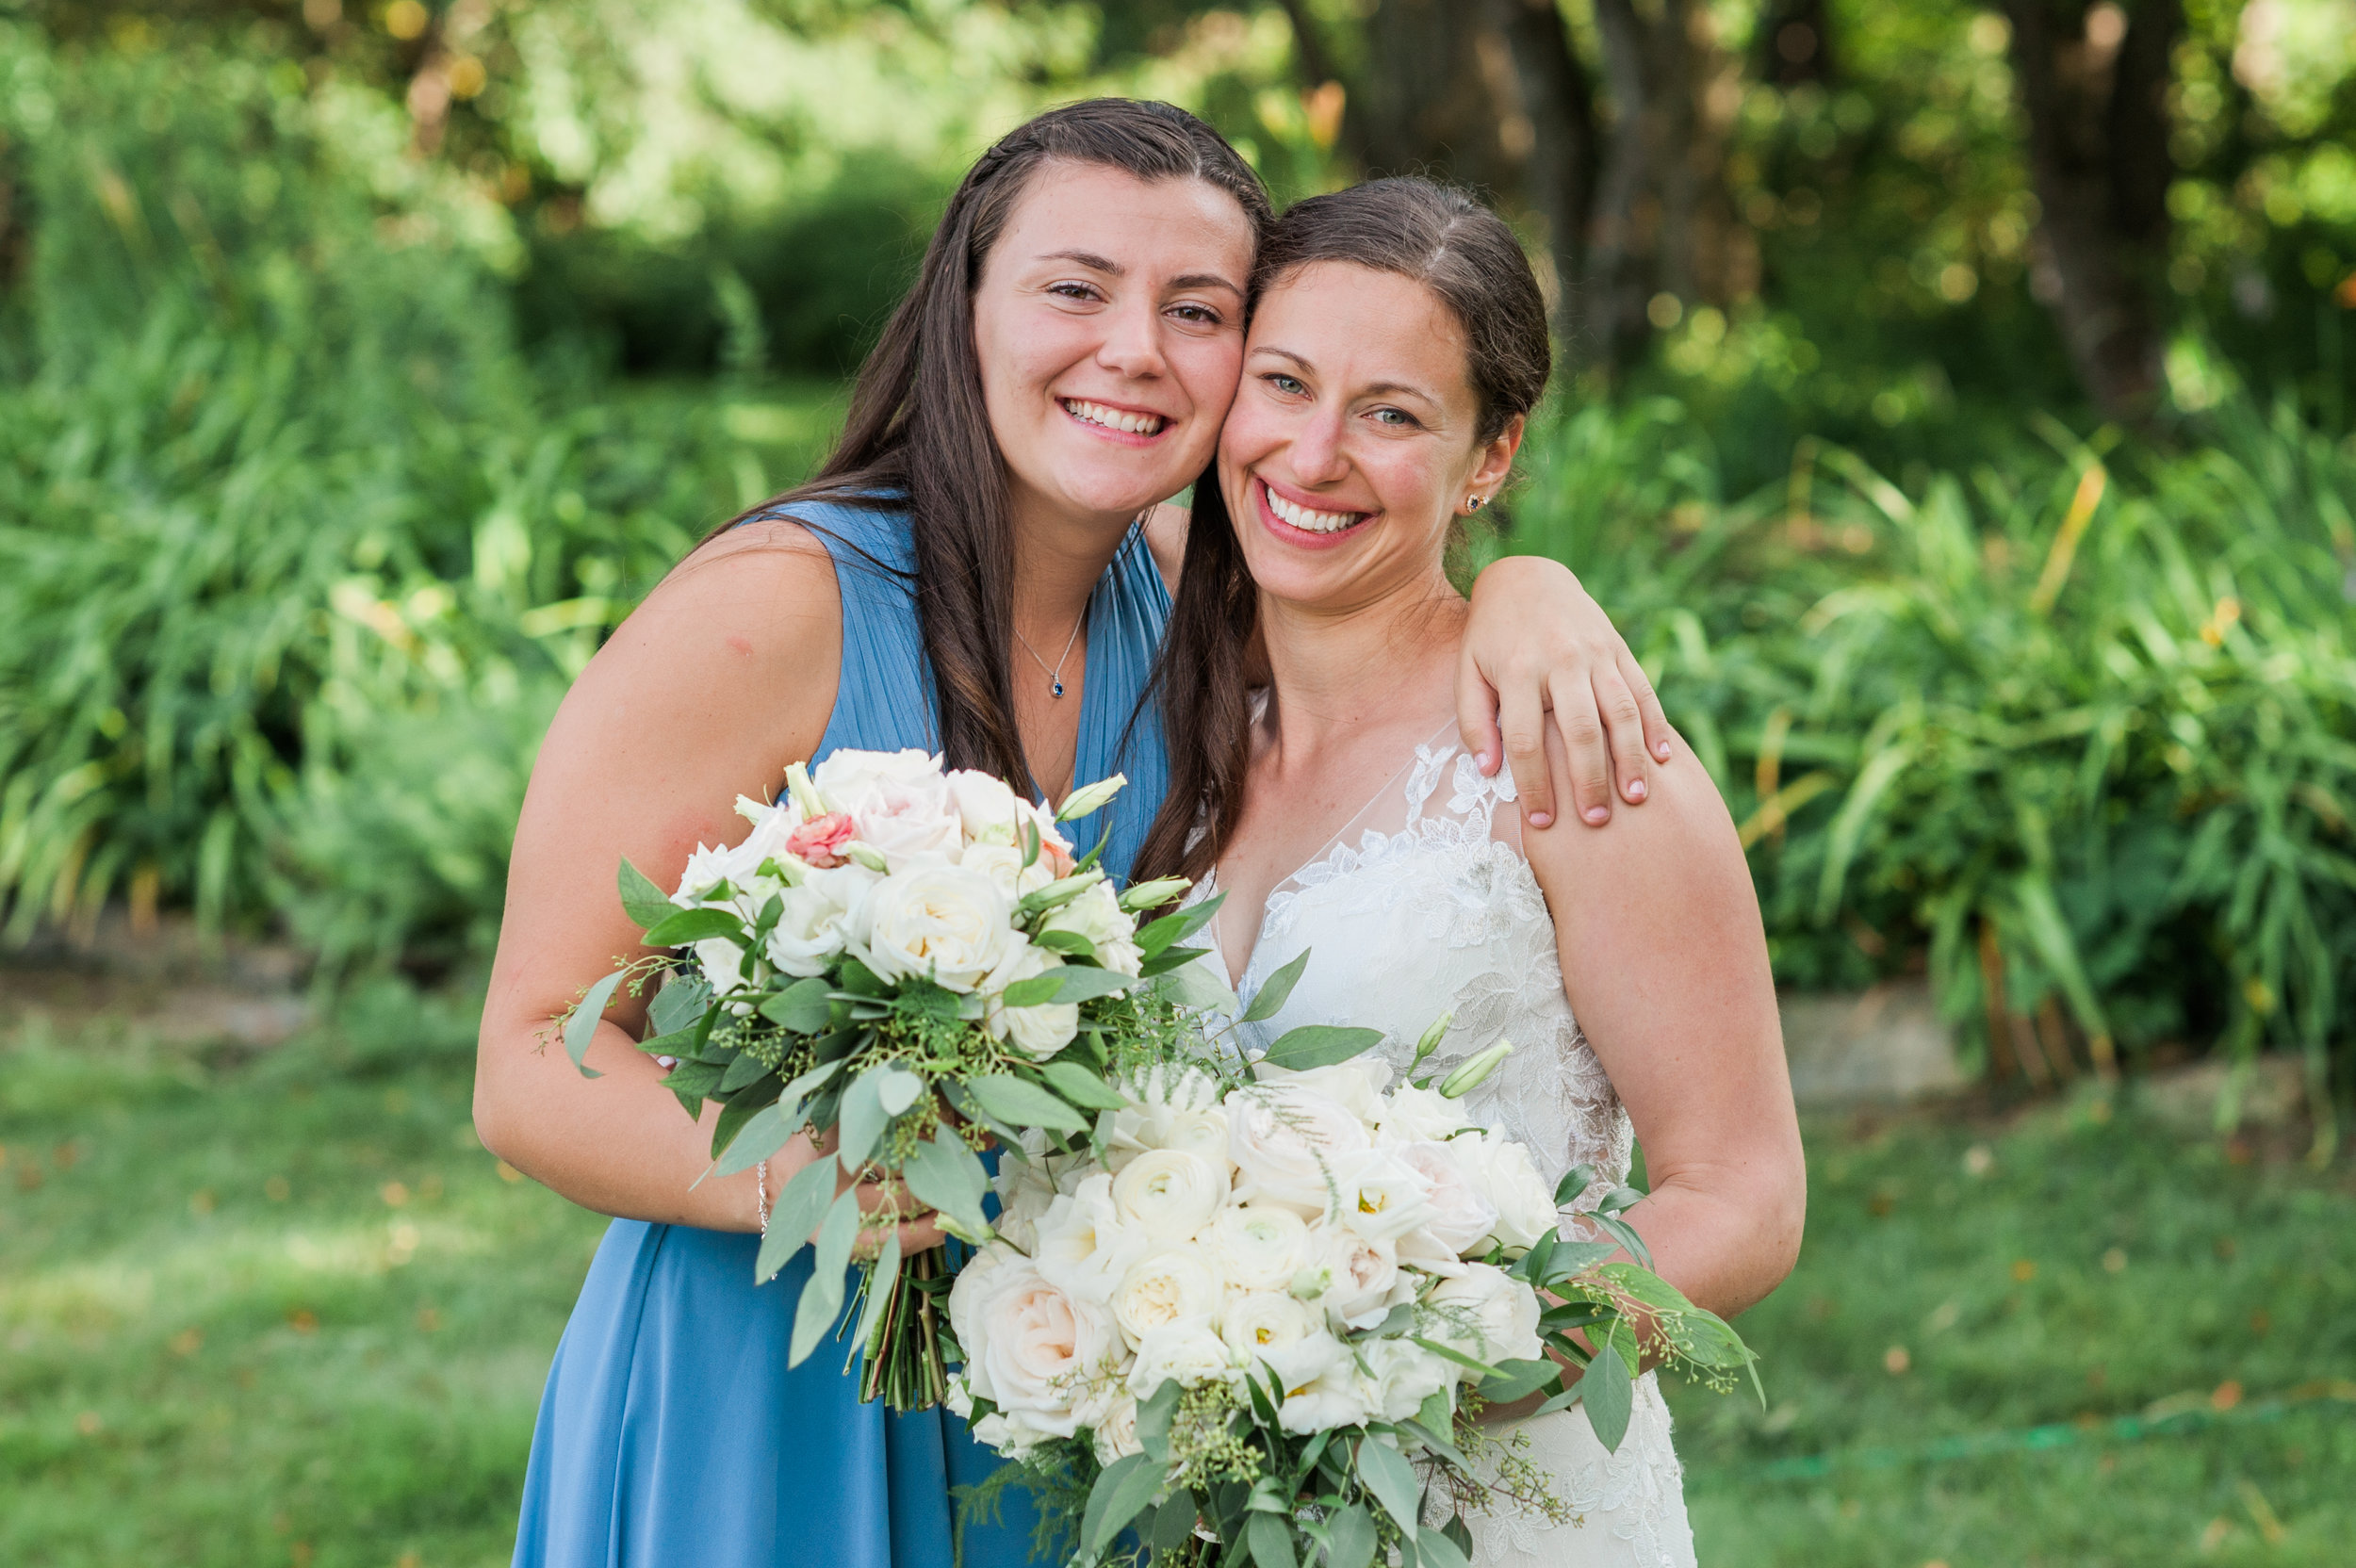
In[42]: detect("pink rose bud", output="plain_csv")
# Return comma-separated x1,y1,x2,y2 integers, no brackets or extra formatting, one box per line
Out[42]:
786,811,855,868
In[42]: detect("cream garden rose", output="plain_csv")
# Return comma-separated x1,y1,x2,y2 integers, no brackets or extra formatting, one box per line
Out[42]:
1112,1250,1226,1345
1226,1083,1370,1217
860,863,1015,991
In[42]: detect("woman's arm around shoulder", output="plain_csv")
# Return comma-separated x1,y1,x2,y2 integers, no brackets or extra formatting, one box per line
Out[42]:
472,517,841,1230
1520,723,1806,1320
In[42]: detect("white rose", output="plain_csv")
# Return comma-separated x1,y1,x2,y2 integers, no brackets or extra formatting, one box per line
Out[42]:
1090,1393,1142,1464
966,1256,1121,1440
1429,1263,1545,1368
1252,1057,1394,1123
672,841,737,905
1359,1337,1453,1423
810,747,941,809
1110,1150,1227,1243
946,1240,1016,1360
1377,1084,1473,1146
1225,1085,1370,1218
1277,1353,1372,1434
763,882,853,978
990,1136,1070,1254
962,842,1056,901
944,769,1023,845
693,933,752,997
1039,881,1144,976
861,864,1015,992
1334,1149,1436,1244
1127,1316,1236,1398
853,776,964,871
981,937,1079,1061
1203,1204,1312,1293
1320,1228,1404,1331
1034,1174,1151,1306
1394,1142,1500,1256
724,801,805,887
1101,1066,1232,1175
1462,1134,1561,1250
1112,1250,1226,1346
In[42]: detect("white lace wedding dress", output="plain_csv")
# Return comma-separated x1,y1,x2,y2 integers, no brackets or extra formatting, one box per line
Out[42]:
1196,721,1697,1568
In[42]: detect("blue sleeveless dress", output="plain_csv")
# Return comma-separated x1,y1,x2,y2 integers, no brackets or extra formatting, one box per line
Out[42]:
513,500,1170,1568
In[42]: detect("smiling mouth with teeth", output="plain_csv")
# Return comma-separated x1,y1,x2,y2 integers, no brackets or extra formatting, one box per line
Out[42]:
1261,479,1369,535
1060,398,1168,436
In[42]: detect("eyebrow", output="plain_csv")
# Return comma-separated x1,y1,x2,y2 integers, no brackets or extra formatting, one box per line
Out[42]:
1252,346,1440,404
1034,252,1245,298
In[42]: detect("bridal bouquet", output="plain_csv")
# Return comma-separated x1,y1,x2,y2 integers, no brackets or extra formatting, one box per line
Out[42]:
558,747,1203,1410
944,1008,1759,1568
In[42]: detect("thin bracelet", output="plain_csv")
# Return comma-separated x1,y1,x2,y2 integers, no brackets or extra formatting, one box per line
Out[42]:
756,1160,771,1234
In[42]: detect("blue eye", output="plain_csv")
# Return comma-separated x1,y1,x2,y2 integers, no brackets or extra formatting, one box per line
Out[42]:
1372,407,1415,428
1268,374,1305,395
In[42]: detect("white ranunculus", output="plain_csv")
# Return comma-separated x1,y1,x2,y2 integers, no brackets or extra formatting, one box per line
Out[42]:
861,864,1015,992
1203,1203,1312,1293
763,883,854,978
693,934,753,998
961,842,1056,901
1126,1316,1236,1398
1320,1228,1404,1330
964,1254,1121,1442
1225,1085,1370,1218
1462,1134,1562,1250
1090,1393,1142,1464
1277,1352,1373,1434
1394,1142,1500,1256
1429,1262,1545,1368
980,937,1079,1061
1218,1291,1344,1396
1039,881,1144,976
1334,1148,1437,1243
1252,1057,1394,1122
1377,1084,1474,1146
1101,1066,1232,1175
1359,1337,1453,1423
1112,1250,1226,1346
1034,1174,1150,1306
1110,1150,1226,1243
944,769,1023,846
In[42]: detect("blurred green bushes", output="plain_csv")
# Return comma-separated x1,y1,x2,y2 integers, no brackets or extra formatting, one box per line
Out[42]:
1486,385,2356,1132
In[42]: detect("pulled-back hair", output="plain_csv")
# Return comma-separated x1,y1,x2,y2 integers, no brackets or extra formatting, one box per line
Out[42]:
1134,177,1553,887
718,99,1271,796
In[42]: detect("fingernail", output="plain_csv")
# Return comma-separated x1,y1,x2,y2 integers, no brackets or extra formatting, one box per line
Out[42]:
1656,742,1673,760
1529,811,1552,828
1584,807,1609,825
1626,779,1646,803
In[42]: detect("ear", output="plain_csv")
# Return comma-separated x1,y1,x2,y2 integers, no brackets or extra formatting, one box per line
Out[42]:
1464,414,1525,507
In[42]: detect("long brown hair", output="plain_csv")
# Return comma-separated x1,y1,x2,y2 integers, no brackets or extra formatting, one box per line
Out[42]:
1133,177,1554,886
719,100,1271,793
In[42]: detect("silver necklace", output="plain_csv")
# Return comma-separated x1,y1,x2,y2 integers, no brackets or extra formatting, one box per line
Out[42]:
1015,607,1087,698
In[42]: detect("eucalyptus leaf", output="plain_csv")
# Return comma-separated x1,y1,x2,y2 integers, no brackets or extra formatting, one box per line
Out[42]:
1554,1162,1598,1209
1324,1504,1377,1568
1152,960,1240,1017
1419,1525,1472,1568
1247,1512,1298,1568
1000,965,1136,1008
714,1101,801,1178
756,1156,840,1282
1476,1356,1564,1403
1241,947,1310,1023
899,1134,992,1241
788,1188,861,1365
563,968,628,1079
1137,890,1223,959
1137,1373,1183,1463
1260,1024,1385,1071
836,1069,891,1171
1354,1435,1420,1534
641,906,745,948
1580,1328,1636,1451
1036,1059,1128,1110
1079,1452,1159,1558
1149,1492,1199,1553
709,1072,780,1156
873,1065,924,1117
618,858,679,930
965,1073,1090,1133
717,1047,775,1095
646,972,713,1037
759,975,834,1034
1031,927,1099,959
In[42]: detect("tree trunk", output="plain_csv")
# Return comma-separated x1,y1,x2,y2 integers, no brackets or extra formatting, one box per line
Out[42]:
1354,0,1517,193
1483,0,1602,342
2002,0,2183,425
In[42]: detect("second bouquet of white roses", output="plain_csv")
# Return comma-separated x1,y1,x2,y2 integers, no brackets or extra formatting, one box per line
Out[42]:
556,747,1208,1411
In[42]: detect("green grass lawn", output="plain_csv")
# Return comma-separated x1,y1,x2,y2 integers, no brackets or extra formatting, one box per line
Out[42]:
4,994,2351,1567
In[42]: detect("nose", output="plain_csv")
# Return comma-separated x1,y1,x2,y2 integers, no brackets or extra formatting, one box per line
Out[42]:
1093,294,1169,382
1285,408,1350,487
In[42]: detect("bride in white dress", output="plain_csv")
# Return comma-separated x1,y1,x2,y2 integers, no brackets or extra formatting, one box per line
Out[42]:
1134,178,1808,1566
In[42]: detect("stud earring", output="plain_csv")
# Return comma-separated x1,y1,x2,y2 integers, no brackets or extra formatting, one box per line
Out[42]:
1465,494,1486,513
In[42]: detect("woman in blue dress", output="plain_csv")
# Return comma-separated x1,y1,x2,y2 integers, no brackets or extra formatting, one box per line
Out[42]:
473,100,1674,1568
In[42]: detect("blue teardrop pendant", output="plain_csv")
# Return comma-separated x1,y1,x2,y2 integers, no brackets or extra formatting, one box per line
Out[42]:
1051,679,1065,697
